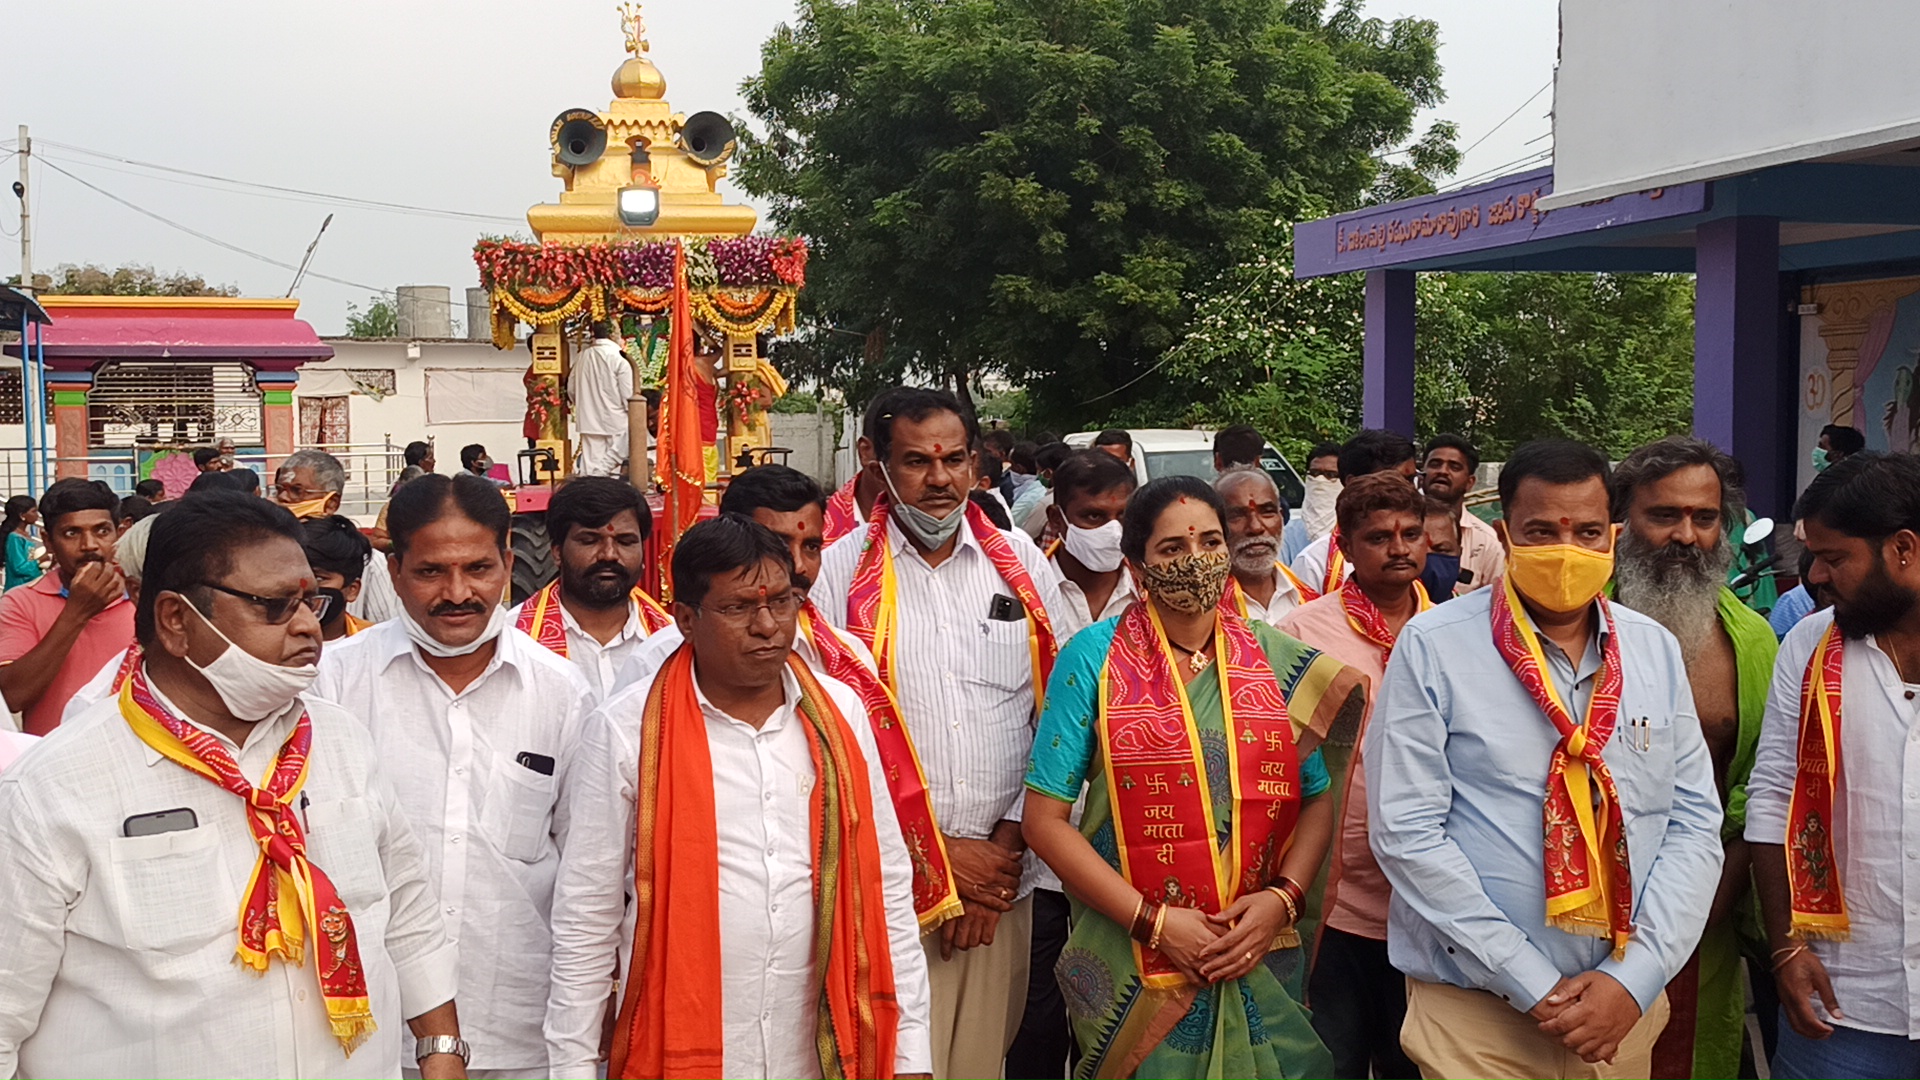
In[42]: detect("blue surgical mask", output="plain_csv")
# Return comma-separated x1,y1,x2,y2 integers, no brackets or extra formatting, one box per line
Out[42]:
1420,552,1462,600
1811,447,1830,473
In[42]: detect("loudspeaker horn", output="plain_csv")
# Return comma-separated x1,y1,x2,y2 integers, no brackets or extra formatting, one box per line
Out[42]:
549,109,608,167
677,111,737,167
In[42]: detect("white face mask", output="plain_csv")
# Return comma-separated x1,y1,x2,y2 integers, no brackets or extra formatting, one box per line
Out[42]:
1302,475,1341,540
881,466,967,549
184,602,317,722
401,601,509,658
1061,519,1125,572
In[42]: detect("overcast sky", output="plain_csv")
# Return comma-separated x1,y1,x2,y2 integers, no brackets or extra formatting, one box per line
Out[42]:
1,0,1556,335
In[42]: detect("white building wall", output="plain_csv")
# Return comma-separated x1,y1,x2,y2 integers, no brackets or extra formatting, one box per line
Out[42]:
306,338,531,469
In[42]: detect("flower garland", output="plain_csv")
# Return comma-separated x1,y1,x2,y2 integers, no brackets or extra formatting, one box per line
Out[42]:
475,235,808,292
690,289,795,338
522,368,565,441
727,377,772,429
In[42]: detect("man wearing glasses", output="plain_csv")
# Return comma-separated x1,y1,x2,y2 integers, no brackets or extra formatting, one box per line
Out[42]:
0,491,467,1078
315,473,595,1078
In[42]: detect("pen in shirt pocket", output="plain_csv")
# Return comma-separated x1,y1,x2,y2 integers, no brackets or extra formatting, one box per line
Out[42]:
299,791,310,830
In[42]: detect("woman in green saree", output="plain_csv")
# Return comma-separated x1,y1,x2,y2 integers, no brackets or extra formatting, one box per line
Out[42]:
1024,476,1367,1079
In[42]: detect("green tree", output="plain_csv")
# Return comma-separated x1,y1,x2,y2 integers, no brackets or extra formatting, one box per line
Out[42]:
38,263,238,297
344,296,398,338
739,0,1455,425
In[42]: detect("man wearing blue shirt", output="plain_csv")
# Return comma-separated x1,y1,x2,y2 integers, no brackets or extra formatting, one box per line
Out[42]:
1366,439,1725,1078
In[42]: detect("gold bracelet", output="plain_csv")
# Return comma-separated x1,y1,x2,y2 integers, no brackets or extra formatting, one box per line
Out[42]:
1265,885,1298,926
1770,943,1809,972
1148,904,1169,951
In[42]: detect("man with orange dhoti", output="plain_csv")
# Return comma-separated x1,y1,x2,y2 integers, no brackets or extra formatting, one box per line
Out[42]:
547,514,932,1079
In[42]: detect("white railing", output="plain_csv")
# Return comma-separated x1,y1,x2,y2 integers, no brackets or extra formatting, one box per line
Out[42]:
0,441,404,523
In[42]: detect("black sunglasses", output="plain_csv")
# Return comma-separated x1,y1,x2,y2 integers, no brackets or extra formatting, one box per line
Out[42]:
199,582,334,625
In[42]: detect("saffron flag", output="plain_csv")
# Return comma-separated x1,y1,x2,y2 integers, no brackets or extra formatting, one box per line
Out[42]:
654,240,705,597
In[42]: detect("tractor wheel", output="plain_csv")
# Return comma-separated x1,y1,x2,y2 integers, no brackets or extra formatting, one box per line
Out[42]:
509,513,556,606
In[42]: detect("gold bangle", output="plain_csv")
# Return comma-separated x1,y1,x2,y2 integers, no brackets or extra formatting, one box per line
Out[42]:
1265,885,1297,926
1149,904,1169,951
1770,943,1809,972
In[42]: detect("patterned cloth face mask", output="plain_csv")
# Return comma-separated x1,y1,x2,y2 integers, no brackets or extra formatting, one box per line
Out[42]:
1138,550,1231,614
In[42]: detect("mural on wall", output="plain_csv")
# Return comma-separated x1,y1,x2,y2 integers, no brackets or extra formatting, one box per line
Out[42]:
1798,275,1920,493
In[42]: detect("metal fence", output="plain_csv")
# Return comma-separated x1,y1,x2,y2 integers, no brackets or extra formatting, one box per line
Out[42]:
0,441,404,522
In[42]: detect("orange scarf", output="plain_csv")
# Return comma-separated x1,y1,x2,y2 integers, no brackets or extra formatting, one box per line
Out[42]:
515,579,671,658
1222,560,1318,616
1490,576,1633,955
120,667,376,1053
609,647,900,1079
1338,577,1431,664
1787,623,1850,940
800,603,963,931
845,497,1059,712
343,612,373,637
824,477,862,543
1099,601,1303,987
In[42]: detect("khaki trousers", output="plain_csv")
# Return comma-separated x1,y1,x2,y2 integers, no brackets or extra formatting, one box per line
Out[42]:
1401,977,1670,1080
922,895,1033,1080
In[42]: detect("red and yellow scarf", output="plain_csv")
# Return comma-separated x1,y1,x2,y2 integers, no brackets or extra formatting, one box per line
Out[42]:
1099,601,1303,987
1321,528,1347,597
799,602,964,931
845,497,1059,712
516,579,671,658
609,647,899,1079
109,645,141,695
1490,575,1633,955
1338,577,1431,664
119,667,375,1053
1787,623,1850,940
1222,560,1318,615
824,477,862,543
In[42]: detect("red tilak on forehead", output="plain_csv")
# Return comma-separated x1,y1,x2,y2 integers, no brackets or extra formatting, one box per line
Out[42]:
1178,495,1189,504
757,584,768,599
1561,517,1571,526
933,443,944,454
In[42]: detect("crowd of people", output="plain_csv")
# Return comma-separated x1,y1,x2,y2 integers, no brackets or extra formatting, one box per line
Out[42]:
0,394,1911,1080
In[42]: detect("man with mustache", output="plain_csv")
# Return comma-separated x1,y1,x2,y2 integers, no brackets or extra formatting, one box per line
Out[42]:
813,388,1065,1080
1290,430,1419,598
1217,466,1310,624
0,478,132,734
315,473,595,1077
1277,473,1433,1079
1610,436,1777,1079
1747,452,1920,1078
1420,434,1502,595
512,477,669,702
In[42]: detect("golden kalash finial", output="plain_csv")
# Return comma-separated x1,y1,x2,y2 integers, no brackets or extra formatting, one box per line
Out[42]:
618,2,649,55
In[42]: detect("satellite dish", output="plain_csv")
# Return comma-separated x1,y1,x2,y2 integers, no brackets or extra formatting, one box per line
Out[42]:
1742,516,1775,547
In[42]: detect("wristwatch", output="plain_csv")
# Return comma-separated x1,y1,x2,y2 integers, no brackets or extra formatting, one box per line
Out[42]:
415,1035,471,1065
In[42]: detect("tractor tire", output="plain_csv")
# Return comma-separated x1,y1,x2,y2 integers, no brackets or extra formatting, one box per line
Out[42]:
509,513,556,606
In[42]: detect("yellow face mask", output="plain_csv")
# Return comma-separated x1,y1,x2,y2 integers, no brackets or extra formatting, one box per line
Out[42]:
1504,528,1617,614
285,495,335,521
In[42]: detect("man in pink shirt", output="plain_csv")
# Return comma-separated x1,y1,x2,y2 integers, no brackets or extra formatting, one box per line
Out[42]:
0,479,133,735
1276,472,1433,1079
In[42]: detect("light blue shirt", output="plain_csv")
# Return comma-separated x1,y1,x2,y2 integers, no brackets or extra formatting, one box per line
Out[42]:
1767,583,1814,640
1364,587,1724,1014
1280,517,1309,566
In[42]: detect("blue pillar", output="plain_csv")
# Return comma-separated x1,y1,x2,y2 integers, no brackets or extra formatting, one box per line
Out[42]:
1693,216,1787,516
1363,270,1416,435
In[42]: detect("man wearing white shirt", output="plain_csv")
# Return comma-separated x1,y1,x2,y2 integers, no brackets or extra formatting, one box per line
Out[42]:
569,321,633,478
548,514,932,1079
511,476,669,701
1218,465,1308,623
1289,429,1419,596
0,491,466,1079
314,473,595,1078
1748,452,1920,1078
813,388,1066,1079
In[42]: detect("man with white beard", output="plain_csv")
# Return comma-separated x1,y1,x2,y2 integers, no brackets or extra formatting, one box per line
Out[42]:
1217,466,1311,622
1610,436,1777,1080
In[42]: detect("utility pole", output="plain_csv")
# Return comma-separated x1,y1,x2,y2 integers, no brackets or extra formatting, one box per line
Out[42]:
15,125,29,295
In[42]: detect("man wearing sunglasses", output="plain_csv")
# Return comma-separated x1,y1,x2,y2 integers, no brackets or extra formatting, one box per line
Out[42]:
0,491,467,1078
315,473,594,1078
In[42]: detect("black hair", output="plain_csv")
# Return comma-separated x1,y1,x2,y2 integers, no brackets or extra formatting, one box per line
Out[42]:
867,387,978,464
1498,438,1612,512
192,446,223,468
232,468,260,495
460,443,488,470
1795,451,1920,540
187,470,247,494
118,495,156,523
1338,429,1417,481
981,429,1015,455
969,490,1013,529
1212,425,1265,469
137,491,303,647
134,478,166,500
641,388,661,407
592,319,618,339
301,513,373,585
1009,441,1038,473
39,476,119,526
387,472,510,559
1821,424,1867,457
720,464,826,516
3,494,36,533
1424,432,1481,472
1307,441,1342,465
547,475,652,545
1093,428,1133,454
671,512,795,609
404,440,433,467
1121,475,1227,564
1052,448,1137,509
978,452,1004,486
1034,442,1073,474
1609,435,1745,525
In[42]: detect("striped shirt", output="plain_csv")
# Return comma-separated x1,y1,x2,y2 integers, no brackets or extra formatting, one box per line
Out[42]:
813,515,1066,879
